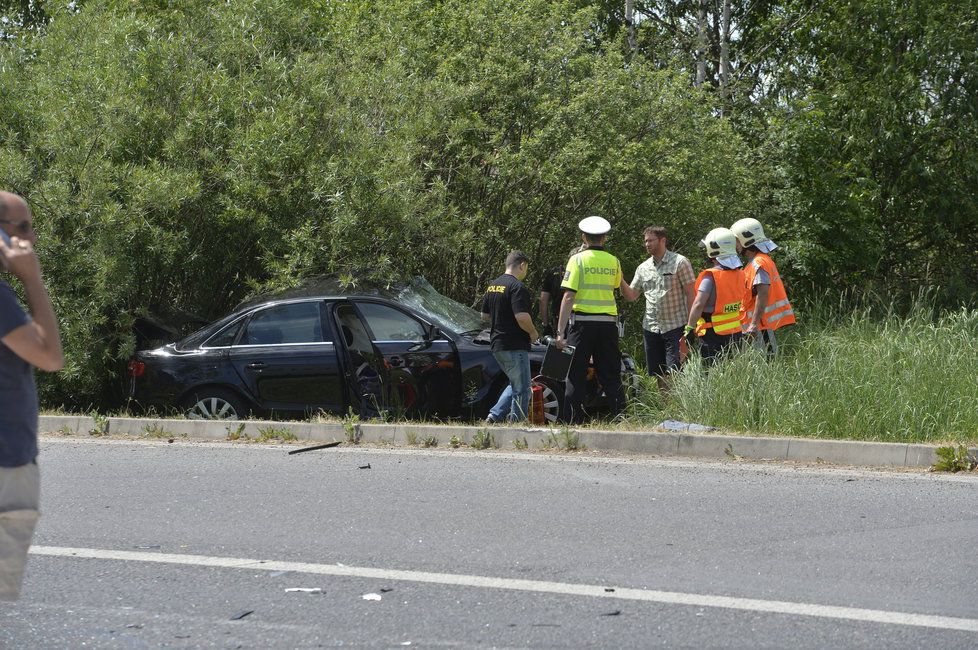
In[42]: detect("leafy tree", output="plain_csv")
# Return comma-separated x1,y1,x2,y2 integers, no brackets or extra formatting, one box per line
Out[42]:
762,0,978,302
0,0,763,409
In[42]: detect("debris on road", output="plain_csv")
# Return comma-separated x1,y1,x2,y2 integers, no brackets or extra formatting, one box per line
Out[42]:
285,587,323,594
288,441,342,455
133,545,161,550
230,610,253,620
656,419,716,432
379,588,393,593
362,592,382,601
600,610,622,616
358,463,371,470
604,587,615,592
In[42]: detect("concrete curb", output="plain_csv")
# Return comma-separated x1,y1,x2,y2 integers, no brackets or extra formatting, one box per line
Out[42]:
39,415,977,469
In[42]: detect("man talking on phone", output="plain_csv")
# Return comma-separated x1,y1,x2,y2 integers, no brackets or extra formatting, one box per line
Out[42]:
0,191,63,601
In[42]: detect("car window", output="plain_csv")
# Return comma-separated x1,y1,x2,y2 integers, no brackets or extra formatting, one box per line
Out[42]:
203,320,242,348
336,304,373,351
239,302,325,345
356,302,426,342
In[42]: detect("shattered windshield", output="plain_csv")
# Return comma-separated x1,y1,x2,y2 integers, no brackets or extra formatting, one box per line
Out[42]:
396,278,484,334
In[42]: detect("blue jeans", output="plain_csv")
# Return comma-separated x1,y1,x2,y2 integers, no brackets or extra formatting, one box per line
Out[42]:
489,350,531,422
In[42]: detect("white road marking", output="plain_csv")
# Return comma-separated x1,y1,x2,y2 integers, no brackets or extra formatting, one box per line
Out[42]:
30,545,978,633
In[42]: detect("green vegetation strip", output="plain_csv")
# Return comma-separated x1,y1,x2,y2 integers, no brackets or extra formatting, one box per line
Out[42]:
628,305,978,446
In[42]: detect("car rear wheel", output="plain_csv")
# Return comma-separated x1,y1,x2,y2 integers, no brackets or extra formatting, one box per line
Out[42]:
182,388,248,420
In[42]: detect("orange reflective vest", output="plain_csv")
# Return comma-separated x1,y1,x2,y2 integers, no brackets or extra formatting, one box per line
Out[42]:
741,253,795,330
694,267,744,336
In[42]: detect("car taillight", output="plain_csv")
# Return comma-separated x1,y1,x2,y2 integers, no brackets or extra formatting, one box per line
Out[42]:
127,359,146,377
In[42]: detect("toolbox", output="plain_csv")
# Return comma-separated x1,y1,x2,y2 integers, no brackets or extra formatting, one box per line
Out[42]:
540,342,575,382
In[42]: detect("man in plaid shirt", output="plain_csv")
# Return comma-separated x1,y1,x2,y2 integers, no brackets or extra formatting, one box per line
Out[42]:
622,226,695,388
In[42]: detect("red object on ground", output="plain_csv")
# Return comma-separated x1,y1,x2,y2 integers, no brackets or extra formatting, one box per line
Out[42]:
530,383,545,425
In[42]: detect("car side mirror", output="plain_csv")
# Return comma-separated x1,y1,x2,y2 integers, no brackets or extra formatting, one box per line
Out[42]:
407,323,440,353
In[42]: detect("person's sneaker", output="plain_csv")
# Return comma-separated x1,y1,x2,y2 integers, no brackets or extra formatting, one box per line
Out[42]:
485,416,499,425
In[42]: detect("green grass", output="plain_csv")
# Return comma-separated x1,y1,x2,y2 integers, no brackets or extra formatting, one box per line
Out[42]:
932,445,977,472
142,424,169,439
627,302,978,444
226,423,247,441
471,428,494,449
256,426,297,442
343,408,362,444
545,427,584,451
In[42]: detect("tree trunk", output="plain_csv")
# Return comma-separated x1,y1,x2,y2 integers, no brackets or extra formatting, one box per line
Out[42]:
720,0,731,109
625,0,636,55
696,0,708,86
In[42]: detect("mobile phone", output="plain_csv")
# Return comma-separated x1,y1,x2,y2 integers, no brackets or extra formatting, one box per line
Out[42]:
0,229,9,247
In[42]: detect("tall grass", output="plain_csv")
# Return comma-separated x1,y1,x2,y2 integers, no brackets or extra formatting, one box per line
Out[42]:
627,300,978,444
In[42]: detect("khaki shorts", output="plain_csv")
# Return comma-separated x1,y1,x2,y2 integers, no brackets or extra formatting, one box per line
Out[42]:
0,462,40,601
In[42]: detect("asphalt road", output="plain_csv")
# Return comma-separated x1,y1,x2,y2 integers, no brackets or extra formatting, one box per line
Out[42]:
2,438,977,649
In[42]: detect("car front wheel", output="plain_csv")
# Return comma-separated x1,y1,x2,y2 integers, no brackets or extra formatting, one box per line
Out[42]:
182,388,249,420
533,379,563,424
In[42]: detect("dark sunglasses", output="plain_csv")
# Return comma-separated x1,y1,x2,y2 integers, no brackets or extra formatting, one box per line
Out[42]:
0,218,33,234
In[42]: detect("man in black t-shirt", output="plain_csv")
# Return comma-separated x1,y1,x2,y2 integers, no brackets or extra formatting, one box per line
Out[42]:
539,245,585,337
538,266,564,337
481,250,539,422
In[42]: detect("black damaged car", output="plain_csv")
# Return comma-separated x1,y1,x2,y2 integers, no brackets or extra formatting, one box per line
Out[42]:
128,277,637,423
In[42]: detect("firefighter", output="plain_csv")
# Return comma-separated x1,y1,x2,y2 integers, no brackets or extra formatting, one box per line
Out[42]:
730,218,795,354
555,216,630,423
684,227,744,365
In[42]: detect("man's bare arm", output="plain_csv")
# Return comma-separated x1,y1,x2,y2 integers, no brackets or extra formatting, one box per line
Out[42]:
686,290,710,330
745,284,770,334
514,312,539,342
538,292,551,326
555,291,576,347
0,238,63,372
620,278,640,302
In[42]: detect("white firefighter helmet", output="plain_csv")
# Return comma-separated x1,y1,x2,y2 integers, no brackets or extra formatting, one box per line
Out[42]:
700,227,738,259
730,217,777,252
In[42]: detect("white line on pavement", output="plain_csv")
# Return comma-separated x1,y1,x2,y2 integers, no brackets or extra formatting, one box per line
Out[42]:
29,545,978,633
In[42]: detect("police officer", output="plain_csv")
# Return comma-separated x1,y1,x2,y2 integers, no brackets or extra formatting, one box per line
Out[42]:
555,216,630,423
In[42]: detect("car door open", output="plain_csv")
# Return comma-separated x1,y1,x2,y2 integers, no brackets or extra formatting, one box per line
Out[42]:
350,300,462,418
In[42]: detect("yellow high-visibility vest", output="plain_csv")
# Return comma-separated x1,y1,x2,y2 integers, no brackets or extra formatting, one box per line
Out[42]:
561,249,622,316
